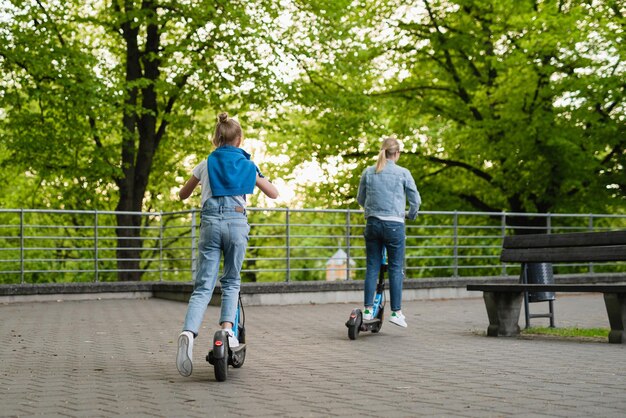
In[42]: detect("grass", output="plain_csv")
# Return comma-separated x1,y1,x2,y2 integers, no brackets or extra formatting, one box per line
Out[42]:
521,326,610,339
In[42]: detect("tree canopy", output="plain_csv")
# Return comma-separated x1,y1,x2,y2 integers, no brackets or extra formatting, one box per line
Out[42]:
1,0,292,278
267,0,625,219
1,0,624,279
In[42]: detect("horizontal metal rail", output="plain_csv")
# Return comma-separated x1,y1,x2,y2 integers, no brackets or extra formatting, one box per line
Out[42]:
0,209,624,284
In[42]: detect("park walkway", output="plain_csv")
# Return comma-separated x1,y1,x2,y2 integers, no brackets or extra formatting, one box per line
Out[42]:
2,293,625,417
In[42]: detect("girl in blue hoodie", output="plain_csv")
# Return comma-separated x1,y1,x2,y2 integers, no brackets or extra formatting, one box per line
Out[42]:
176,112,278,377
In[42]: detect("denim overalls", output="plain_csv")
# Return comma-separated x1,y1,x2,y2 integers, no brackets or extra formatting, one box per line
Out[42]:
183,196,250,334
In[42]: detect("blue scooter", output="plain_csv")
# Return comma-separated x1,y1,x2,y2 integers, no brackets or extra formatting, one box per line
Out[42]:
206,294,246,382
346,248,387,340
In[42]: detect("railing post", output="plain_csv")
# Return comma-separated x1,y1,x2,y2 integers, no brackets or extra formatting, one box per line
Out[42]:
547,213,552,233
159,212,164,282
501,211,507,276
345,209,351,281
453,211,458,277
94,210,99,282
286,208,291,282
191,210,197,281
20,209,24,284
588,214,594,274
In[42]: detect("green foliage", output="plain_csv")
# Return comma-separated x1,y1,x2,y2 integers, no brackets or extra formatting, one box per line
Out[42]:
266,0,625,218
0,0,294,279
3,1,623,215
0,0,287,212
1,1,624,282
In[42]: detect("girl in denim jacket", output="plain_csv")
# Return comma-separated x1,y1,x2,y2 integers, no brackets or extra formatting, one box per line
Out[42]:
176,112,278,377
357,137,421,328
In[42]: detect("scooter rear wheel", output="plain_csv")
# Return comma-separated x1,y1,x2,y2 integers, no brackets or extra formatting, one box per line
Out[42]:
215,355,228,381
213,334,229,382
347,310,362,340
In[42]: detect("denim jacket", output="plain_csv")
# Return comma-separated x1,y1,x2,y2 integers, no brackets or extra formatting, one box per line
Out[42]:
357,160,421,221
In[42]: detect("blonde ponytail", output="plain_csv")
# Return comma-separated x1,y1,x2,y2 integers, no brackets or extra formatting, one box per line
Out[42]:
375,149,387,173
375,137,400,173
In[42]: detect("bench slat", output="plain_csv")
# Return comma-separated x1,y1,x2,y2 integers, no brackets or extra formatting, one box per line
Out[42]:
467,284,626,292
500,245,626,263
502,230,626,249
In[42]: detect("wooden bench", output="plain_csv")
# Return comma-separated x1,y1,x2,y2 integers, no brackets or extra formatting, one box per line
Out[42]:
467,230,626,344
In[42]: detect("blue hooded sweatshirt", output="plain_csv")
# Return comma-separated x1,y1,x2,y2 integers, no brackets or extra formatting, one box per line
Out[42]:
207,145,261,197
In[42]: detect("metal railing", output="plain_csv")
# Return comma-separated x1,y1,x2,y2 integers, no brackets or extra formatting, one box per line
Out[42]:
1,208,625,284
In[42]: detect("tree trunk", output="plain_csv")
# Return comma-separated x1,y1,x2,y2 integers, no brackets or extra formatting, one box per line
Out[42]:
506,195,549,236
114,1,161,281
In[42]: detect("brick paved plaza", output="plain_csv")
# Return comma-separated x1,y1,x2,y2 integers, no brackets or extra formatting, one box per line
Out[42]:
2,293,625,417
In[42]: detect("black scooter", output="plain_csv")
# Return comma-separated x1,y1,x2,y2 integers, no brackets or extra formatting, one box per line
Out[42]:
206,295,246,381
346,248,387,340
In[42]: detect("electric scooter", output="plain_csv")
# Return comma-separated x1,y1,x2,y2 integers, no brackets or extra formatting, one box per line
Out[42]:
206,294,246,382
345,248,387,340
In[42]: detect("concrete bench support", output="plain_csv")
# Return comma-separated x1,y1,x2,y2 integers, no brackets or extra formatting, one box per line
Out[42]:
472,230,626,343
469,284,626,343
604,293,626,344
483,291,522,337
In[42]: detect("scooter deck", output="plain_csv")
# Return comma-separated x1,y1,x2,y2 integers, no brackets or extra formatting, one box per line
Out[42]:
230,343,246,353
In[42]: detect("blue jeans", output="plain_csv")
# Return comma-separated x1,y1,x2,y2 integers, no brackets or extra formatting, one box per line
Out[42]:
364,217,405,312
183,199,250,335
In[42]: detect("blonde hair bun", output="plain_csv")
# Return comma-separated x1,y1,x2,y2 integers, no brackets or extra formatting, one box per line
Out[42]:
212,111,243,148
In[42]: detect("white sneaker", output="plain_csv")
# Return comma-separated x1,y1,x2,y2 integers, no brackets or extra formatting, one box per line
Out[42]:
389,311,407,328
362,308,373,321
176,331,194,377
224,328,239,348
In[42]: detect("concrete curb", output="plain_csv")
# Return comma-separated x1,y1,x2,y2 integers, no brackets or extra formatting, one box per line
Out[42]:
2,273,625,305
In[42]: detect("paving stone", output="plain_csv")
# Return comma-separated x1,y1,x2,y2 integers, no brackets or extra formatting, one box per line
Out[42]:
1,293,625,417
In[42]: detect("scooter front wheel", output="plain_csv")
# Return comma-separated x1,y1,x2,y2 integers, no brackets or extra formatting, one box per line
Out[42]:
238,325,246,344
371,306,384,333
231,346,246,368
